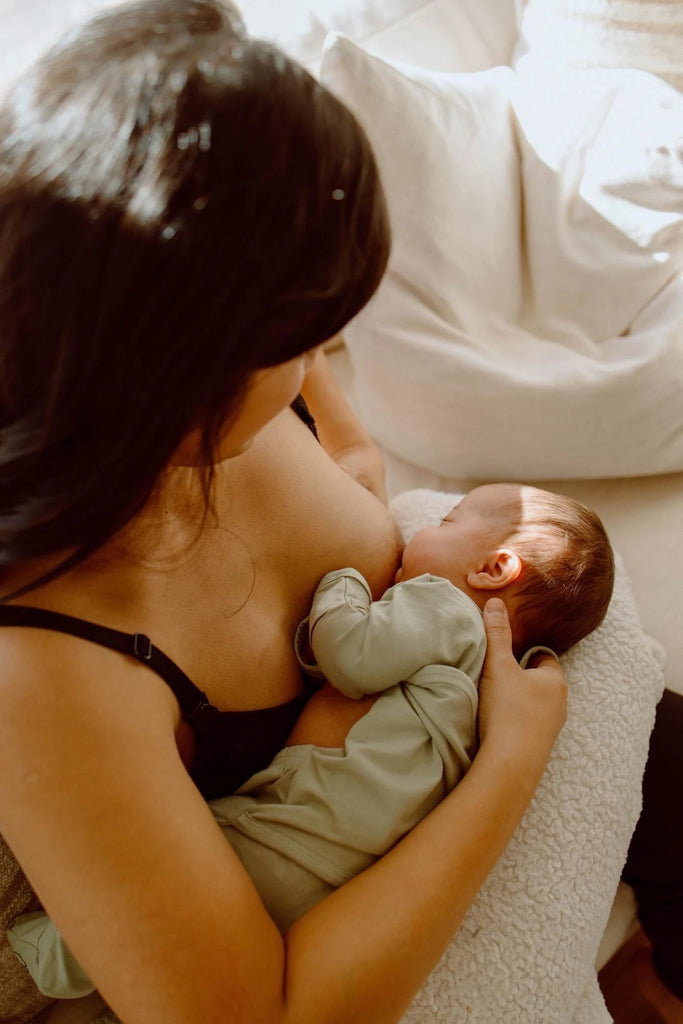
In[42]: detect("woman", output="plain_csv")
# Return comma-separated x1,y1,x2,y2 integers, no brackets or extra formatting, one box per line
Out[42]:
0,3,568,1021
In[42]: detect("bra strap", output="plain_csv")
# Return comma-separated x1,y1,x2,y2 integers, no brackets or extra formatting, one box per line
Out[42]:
0,604,210,721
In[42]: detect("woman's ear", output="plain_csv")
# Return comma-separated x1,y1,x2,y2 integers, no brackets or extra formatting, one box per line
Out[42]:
466,549,522,591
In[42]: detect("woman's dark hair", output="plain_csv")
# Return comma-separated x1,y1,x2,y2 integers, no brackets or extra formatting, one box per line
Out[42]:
0,0,390,593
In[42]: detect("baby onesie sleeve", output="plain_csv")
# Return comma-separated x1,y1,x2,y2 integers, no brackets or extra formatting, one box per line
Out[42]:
304,568,486,700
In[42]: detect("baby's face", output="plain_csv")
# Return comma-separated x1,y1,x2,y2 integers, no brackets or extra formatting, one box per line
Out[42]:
395,484,522,589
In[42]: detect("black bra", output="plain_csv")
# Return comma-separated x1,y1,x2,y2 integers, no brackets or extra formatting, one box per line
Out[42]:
0,603,314,800
0,396,320,800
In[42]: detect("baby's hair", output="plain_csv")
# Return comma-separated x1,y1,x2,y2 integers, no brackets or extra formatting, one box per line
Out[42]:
509,489,614,657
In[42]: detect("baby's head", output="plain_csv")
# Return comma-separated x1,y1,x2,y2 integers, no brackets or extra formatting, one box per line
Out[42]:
396,483,614,658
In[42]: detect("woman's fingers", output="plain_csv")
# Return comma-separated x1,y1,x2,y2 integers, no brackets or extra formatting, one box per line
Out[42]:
478,598,567,766
333,445,388,504
481,597,515,662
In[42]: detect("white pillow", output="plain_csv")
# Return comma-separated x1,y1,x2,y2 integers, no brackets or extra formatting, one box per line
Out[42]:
320,35,683,480
322,37,523,331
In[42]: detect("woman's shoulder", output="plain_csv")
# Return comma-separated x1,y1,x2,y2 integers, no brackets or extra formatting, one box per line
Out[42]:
0,616,181,788
0,619,85,723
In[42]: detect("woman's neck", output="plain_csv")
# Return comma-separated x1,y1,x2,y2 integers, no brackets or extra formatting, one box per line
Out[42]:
112,464,212,564
1,465,214,605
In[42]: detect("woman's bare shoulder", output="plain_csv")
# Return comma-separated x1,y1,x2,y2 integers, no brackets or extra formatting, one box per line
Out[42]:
0,623,180,804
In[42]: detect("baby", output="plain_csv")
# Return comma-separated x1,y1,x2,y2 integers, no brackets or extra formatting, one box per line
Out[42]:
9,483,614,996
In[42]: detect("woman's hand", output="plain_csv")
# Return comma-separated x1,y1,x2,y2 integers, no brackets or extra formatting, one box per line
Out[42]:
477,598,567,791
300,345,389,505
329,439,388,504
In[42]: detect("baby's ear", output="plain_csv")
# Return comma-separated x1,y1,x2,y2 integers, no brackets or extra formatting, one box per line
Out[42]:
466,549,522,591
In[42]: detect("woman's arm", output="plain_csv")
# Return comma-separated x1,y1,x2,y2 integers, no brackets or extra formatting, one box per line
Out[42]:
300,344,388,504
0,600,565,1024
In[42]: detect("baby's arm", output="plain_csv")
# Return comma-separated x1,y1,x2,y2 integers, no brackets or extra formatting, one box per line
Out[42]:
305,568,485,699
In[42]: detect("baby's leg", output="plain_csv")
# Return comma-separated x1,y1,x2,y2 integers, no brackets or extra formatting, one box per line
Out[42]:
7,911,94,998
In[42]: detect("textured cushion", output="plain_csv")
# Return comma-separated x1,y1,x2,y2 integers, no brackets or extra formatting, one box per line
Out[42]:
390,487,664,1024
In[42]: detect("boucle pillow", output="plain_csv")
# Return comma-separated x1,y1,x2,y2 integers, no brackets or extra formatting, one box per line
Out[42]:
391,487,665,1024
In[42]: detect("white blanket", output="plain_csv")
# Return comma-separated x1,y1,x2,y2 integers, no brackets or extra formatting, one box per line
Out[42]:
390,488,665,1024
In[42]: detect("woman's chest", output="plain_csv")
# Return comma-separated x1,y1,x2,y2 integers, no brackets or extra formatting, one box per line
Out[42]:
137,412,402,709
214,410,402,594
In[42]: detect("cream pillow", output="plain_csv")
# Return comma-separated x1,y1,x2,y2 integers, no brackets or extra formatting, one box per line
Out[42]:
322,36,522,332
